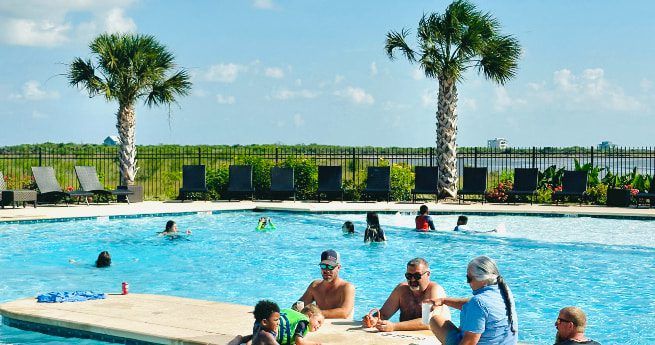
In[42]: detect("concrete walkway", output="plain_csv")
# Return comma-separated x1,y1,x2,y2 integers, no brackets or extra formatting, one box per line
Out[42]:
0,294,438,345
0,200,653,223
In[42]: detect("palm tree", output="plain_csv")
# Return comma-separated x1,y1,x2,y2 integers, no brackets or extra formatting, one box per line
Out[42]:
385,0,520,198
68,33,192,186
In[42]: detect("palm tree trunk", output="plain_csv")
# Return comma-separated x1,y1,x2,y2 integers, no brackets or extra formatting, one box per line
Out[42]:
117,104,138,186
436,76,458,198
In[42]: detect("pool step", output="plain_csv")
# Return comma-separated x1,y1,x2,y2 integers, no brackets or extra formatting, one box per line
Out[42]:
0,294,440,344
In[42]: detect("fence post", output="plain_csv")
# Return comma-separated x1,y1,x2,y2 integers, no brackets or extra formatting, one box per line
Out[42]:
532,147,536,168
38,147,42,166
275,147,279,165
590,146,594,167
352,147,356,181
474,147,478,168
430,147,434,167
197,147,201,165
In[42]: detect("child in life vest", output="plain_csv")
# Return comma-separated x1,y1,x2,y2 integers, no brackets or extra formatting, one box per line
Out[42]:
414,205,435,232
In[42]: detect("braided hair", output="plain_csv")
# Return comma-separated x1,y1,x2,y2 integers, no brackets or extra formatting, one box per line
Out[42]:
468,256,517,334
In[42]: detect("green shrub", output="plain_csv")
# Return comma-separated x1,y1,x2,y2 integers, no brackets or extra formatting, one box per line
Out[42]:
344,179,364,201
237,155,273,198
586,184,608,205
281,157,318,200
206,166,229,199
161,170,182,200
535,187,553,203
390,163,414,201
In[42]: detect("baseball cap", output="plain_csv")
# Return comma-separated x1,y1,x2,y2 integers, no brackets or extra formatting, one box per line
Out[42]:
320,249,340,266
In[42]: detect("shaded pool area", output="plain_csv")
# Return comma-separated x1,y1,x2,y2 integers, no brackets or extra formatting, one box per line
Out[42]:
1,211,654,344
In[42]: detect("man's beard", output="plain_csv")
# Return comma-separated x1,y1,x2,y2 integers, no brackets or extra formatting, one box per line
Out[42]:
555,332,563,343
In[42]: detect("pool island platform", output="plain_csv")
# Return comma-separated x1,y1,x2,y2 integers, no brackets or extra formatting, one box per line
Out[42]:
0,293,439,345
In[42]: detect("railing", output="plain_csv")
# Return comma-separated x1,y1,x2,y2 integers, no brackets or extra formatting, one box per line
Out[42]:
1,146,654,199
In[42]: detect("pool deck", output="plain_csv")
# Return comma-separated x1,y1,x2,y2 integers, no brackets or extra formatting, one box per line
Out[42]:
0,294,438,345
0,200,653,223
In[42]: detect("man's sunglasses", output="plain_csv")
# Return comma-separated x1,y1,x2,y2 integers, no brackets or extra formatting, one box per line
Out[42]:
556,318,574,325
405,271,428,281
319,263,337,270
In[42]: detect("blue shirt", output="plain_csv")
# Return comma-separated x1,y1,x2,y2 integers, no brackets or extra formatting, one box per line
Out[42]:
460,285,517,345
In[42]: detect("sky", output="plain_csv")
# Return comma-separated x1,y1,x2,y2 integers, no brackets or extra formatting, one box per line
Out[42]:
1,0,654,148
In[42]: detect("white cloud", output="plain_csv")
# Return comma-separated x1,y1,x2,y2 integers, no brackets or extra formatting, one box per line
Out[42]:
265,67,284,79
216,94,235,104
272,88,319,100
10,80,59,101
334,75,344,84
204,63,243,83
104,7,136,34
0,1,137,47
293,113,304,127
370,62,378,76
493,87,526,112
252,0,274,9
32,110,48,119
335,86,374,105
640,78,652,92
412,68,424,80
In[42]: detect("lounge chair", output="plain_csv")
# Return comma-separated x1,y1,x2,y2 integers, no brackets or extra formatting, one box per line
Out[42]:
227,165,254,201
1,171,37,208
458,167,488,204
634,180,655,208
74,166,134,204
270,167,295,201
178,165,208,202
316,166,343,202
552,170,588,205
506,168,539,205
412,166,439,203
32,167,93,205
363,166,391,202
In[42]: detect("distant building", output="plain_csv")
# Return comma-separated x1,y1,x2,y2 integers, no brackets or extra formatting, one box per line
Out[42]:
487,138,508,149
597,141,616,150
103,136,121,146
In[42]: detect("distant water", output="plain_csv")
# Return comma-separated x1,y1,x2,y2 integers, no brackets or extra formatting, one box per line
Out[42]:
0,211,653,344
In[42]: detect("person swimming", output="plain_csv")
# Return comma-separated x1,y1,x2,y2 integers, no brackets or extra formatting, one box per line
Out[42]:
364,212,386,243
453,216,498,233
159,220,191,238
256,217,276,231
342,221,355,234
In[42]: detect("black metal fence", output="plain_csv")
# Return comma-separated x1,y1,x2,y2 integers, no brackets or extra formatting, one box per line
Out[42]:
1,146,654,200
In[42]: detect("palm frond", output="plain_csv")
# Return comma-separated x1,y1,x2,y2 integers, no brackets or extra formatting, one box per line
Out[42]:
385,29,416,62
477,35,521,85
68,57,106,97
144,70,192,107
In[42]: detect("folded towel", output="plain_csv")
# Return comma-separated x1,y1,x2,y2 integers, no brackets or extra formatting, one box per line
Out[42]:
36,291,106,303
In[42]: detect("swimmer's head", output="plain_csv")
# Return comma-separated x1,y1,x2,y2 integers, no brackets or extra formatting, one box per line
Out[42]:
342,221,354,234
96,251,111,268
457,215,468,226
301,304,324,332
419,204,429,215
165,220,177,232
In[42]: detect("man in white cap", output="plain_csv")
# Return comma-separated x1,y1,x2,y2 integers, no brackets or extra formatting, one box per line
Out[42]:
297,249,355,319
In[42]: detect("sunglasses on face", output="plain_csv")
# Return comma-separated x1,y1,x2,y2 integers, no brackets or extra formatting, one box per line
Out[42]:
556,318,574,325
405,271,428,281
319,263,336,271
466,275,473,283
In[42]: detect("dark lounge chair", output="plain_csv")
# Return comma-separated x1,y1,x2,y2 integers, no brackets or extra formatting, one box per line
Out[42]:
75,166,134,204
634,180,655,208
412,166,439,203
506,168,539,205
1,171,37,209
458,167,488,204
178,165,208,202
552,170,588,205
363,166,391,202
227,165,254,201
316,166,343,202
270,167,295,201
32,166,93,205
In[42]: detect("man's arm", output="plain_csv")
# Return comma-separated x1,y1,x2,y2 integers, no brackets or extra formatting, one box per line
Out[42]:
375,285,426,332
428,216,435,230
377,285,401,320
294,335,321,345
298,282,316,306
321,283,355,319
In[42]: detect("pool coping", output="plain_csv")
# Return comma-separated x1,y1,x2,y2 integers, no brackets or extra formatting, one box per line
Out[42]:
0,201,653,224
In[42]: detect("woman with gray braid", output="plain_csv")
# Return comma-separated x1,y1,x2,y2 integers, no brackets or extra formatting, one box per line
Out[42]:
424,256,518,345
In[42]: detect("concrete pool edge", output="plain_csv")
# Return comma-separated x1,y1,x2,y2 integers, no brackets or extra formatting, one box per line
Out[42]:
0,201,653,224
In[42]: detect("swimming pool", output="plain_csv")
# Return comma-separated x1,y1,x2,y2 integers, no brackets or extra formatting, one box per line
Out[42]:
0,211,653,344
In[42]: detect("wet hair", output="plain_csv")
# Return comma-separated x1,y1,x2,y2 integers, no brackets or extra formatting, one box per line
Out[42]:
301,303,323,318
468,256,516,334
457,215,468,225
407,257,429,270
342,221,355,233
253,299,280,322
165,220,176,232
366,212,380,228
419,205,429,214
560,306,587,333
95,251,111,268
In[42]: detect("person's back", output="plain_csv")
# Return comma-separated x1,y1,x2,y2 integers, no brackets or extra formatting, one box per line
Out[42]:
415,205,435,232
463,284,517,345
364,212,386,242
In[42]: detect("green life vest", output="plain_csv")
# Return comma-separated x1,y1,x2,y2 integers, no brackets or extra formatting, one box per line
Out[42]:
276,308,309,345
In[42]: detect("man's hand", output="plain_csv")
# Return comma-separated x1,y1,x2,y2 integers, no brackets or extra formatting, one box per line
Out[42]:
362,314,379,328
375,320,395,332
423,298,444,311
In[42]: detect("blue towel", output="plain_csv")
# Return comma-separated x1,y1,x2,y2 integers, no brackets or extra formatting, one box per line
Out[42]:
36,291,106,303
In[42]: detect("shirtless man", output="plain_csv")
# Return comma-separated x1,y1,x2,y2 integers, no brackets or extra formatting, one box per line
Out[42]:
362,258,450,332
298,250,355,319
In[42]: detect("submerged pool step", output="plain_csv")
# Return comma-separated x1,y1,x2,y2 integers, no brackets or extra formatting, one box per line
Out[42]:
0,294,440,345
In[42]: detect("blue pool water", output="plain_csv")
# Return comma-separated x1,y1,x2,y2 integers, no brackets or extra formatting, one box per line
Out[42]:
0,211,654,344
